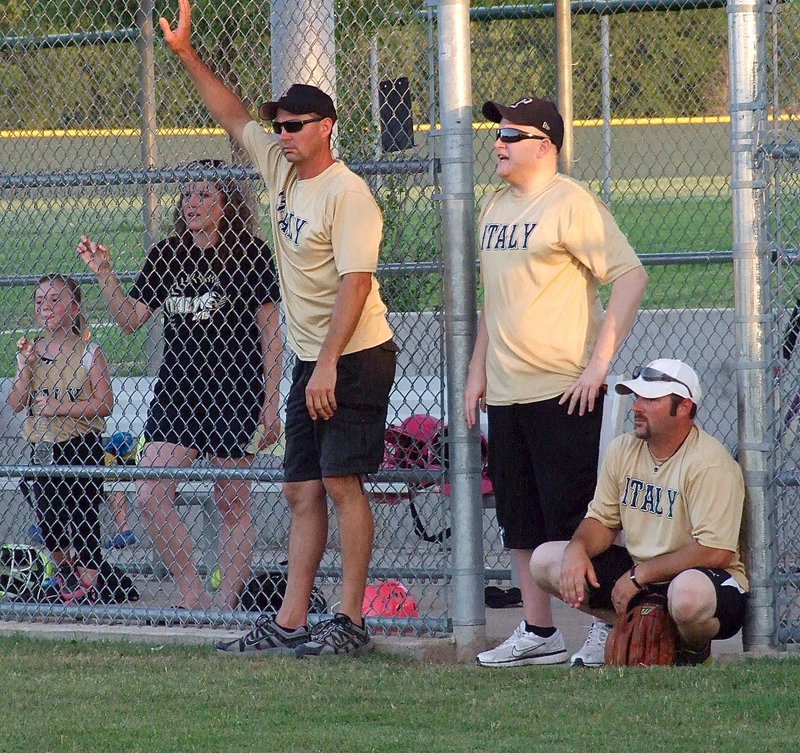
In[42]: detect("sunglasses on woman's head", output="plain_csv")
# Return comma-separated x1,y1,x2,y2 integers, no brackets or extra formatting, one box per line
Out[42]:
271,117,326,134
495,127,549,144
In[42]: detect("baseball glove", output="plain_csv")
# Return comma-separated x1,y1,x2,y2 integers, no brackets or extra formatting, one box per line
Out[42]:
604,591,679,666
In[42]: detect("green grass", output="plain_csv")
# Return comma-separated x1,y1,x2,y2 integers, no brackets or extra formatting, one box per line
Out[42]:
1,635,799,753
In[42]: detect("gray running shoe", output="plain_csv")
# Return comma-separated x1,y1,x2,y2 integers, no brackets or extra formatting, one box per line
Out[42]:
215,616,310,655
295,613,374,657
476,621,568,667
570,620,612,667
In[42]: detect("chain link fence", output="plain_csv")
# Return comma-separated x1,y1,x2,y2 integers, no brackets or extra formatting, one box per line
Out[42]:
473,0,742,584
0,0,449,632
0,0,784,644
765,0,800,647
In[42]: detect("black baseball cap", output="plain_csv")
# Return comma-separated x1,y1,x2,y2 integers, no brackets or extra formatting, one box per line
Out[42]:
258,84,338,123
482,96,564,151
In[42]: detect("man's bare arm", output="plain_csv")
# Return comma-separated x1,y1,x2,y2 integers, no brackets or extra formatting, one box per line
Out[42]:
559,518,619,608
160,0,252,143
560,265,648,416
305,272,373,421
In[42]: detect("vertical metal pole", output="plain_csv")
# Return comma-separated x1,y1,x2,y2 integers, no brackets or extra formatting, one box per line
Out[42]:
555,0,574,175
136,0,162,376
767,3,783,339
426,0,439,189
270,0,337,149
370,36,380,157
728,0,773,650
437,0,484,661
600,15,612,205
369,36,383,192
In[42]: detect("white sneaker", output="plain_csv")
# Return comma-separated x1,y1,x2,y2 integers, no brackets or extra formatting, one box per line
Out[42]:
476,621,568,667
570,620,612,667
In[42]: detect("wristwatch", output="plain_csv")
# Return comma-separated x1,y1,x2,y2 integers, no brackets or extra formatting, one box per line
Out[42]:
629,566,644,591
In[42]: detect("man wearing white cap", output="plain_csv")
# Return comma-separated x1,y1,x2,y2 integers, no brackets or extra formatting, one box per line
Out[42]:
529,358,748,665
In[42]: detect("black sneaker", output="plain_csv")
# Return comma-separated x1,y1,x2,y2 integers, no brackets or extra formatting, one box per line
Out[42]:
295,613,374,657
675,641,712,666
215,616,310,655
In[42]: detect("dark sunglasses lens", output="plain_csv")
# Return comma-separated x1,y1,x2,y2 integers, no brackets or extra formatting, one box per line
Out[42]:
496,128,524,143
634,367,666,382
273,120,304,134
633,366,691,396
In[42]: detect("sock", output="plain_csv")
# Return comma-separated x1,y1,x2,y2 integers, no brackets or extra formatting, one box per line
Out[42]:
275,621,306,634
524,622,556,638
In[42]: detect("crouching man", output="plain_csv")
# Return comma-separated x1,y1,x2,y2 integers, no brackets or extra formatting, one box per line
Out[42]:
530,359,748,666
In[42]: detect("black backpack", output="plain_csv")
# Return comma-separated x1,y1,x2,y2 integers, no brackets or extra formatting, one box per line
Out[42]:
96,561,139,604
239,568,327,615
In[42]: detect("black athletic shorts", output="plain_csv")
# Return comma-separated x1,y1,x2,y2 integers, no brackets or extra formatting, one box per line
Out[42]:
283,339,398,482
29,432,104,570
145,392,259,459
587,545,748,640
487,394,603,550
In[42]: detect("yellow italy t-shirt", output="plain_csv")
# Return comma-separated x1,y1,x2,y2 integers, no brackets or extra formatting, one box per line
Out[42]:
23,340,106,444
242,121,392,360
586,427,748,590
479,173,642,404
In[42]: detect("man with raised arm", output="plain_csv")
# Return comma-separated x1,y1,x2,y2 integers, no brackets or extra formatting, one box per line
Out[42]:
529,359,748,665
161,0,398,657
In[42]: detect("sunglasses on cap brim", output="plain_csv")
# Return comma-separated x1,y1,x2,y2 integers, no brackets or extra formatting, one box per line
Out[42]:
495,127,550,144
631,366,693,399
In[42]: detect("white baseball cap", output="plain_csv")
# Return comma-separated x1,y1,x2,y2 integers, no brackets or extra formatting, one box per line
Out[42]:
615,358,701,406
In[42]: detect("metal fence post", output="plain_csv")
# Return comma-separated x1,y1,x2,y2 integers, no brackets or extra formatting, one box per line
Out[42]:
600,14,612,205
136,0,162,377
270,0,337,143
555,0,574,175
728,0,774,650
436,0,484,661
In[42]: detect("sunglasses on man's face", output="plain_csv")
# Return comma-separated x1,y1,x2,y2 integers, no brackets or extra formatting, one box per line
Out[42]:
272,116,326,134
495,127,549,144
631,366,693,398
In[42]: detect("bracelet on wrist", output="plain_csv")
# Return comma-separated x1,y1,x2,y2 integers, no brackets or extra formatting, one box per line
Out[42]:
629,566,644,591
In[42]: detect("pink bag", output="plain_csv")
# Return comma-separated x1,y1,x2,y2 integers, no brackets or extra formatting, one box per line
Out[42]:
362,580,419,619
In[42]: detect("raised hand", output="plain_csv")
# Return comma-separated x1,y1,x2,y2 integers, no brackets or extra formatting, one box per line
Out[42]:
159,0,193,56
16,337,36,371
76,235,113,275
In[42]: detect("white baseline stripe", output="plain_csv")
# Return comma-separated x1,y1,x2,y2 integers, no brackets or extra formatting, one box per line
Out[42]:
0,322,119,336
